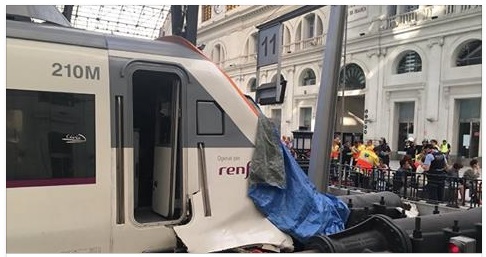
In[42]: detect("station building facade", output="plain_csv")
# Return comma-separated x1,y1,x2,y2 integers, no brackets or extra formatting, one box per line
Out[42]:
178,5,482,159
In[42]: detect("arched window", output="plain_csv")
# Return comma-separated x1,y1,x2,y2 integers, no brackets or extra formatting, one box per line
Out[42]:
300,68,316,86
456,40,482,67
296,22,302,43
211,44,225,66
201,5,212,22
248,33,258,55
282,25,291,53
248,78,257,92
397,51,422,74
304,14,315,39
339,63,366,90
315,15,323,36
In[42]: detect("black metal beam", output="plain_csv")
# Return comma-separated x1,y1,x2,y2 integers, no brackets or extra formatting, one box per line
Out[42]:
256,5,325,29
62,5,74,22
184,5,198,45
171,5,198,45
171,5,183,37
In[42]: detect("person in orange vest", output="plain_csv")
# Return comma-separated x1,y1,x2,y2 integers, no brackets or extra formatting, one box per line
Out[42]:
350,140,364,186
330,137,341,183
330,138,340,160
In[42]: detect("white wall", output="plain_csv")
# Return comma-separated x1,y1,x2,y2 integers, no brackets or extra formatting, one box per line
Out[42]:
195,5,482,158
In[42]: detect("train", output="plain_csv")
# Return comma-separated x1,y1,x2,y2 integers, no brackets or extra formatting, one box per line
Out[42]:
6,6,293,253
6,6,482,253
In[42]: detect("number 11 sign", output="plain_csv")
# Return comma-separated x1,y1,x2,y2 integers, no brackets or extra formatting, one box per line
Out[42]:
257,23,282,68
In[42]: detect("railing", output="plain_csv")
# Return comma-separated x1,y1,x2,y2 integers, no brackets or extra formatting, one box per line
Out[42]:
304,162,482,209
382,9,421,30
282,44,292,54
214,6,482,67
243,53,257,63
445,5,482,15
381,5,481,31
293,35,325,52
232,35,326,65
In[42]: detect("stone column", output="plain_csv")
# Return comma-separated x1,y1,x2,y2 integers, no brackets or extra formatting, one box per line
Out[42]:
284,66,295,136
365,47,387,140
424,37,444,137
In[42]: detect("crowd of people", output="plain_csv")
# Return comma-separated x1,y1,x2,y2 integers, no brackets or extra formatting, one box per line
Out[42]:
280,134,480,205
328,136,481,205
403,138,481,204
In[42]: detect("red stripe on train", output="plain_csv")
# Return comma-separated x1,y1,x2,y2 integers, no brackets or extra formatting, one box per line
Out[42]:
7,177,95,188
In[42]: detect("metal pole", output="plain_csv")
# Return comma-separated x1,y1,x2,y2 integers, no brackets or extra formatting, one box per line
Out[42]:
171,5,183,37
185,5,199,45
308,5,347,193
337,9,348,189
275,25,283,102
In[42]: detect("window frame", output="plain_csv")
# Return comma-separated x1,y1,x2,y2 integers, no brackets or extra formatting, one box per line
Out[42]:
396,51,422,74
456,40,482,67
301,68,316,86
6,89,96,188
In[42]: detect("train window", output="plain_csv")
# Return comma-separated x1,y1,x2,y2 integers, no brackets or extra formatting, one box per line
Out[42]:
6,89,96,187
196,101,224,135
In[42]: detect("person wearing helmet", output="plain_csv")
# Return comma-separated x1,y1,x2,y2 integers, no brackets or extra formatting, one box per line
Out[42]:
404,137,417,161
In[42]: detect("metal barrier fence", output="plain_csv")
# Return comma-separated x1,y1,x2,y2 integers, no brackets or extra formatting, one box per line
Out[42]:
299,161,481,209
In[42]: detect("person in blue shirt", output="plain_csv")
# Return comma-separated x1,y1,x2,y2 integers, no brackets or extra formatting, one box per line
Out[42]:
421,144,448,202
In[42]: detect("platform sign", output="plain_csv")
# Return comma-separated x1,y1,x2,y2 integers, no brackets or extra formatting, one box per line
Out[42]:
257,23,282,68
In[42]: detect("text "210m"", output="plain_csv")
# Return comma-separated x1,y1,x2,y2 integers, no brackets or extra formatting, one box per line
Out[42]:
52,63,100,80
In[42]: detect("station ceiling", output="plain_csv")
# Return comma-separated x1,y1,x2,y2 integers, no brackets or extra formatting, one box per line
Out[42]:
56,5,171,39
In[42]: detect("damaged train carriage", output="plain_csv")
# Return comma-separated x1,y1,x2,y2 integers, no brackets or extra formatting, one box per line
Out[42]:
7,14,298,253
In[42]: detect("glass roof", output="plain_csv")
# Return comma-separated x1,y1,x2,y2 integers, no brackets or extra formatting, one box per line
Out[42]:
56,5,171,39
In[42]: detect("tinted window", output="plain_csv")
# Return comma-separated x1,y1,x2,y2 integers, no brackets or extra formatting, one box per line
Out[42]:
6,89,96,187
456,40,482,67
397,51,422,74
197,101,224,135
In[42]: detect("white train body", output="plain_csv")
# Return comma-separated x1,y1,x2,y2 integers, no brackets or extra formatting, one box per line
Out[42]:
6,18,292,253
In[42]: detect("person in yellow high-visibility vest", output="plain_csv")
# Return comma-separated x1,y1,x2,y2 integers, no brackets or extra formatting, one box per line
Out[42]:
364,139,375,151
356,149,379,172
355,148,379,188
351,140,363,167
440,139,451,160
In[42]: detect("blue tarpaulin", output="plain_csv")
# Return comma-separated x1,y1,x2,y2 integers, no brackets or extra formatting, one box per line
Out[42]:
248,145,349,242
248,137,350,242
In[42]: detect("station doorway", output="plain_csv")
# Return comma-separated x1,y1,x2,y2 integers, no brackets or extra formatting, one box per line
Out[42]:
335,95,365,144
457,98,481,158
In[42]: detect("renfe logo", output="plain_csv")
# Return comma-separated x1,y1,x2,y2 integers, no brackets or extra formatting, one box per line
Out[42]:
219,161,251,179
